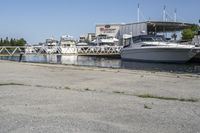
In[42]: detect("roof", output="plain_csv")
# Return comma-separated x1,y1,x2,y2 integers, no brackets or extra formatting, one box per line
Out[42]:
146,21,196,32
95,21,197,34
122,21,197,32
96,24,122,27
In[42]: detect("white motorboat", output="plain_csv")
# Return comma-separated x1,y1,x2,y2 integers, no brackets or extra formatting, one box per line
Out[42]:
45,37,59,54
25,45,37,54
92,34,119,46
121,35,199,63
60,35,77,54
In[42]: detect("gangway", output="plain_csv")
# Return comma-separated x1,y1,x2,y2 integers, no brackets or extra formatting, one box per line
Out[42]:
0,46,122,56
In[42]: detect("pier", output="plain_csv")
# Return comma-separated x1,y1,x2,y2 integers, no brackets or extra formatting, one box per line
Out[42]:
0,46,122,56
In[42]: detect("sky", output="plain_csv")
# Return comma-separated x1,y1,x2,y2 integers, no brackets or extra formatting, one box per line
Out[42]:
0,0,199,44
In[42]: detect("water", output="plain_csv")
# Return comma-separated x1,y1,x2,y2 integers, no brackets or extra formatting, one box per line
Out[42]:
1,55,200,74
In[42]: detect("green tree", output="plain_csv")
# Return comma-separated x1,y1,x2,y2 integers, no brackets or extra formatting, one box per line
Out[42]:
4,37,9,46
182,29,194,40
0,37,27,46
10,38,15,46
0,38,3,46
16,38,26,46
182,25,200,40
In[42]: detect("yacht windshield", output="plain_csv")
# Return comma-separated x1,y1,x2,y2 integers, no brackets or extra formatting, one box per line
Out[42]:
154,37,164,41
141,37,154,42
132,35,165,43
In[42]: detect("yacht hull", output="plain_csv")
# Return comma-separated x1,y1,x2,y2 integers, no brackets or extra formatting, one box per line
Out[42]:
121,47,197,63
194,53,200,59
192,47,200,62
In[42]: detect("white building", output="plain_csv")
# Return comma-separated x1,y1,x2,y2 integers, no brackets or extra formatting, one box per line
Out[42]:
79,33,96,43
96,24,121,38
96,21,195,39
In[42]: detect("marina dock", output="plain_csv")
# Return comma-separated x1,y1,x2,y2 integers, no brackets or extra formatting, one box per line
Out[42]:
0,60,200,133
0,46,122,56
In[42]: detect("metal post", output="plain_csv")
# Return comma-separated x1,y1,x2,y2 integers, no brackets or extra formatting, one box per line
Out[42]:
137,3,140,23
19,51,23,62
174,8,177,22
163,5,166,22
130,32,133,44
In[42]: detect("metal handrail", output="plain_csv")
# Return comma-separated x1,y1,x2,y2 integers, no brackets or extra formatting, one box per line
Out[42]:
0,46,123,56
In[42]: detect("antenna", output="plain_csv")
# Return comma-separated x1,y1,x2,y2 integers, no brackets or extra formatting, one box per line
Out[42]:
163,5,166,21
174,8,177,22
137,3,140,23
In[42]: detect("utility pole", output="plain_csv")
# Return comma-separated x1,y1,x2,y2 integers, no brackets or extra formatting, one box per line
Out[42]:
163,5,166,22
174,8,177,22
137,3,140,23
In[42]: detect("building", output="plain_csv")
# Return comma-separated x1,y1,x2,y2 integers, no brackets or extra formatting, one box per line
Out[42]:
79,33,96,43
87,33,96,42
119,22,147,38
96,24,121,38
79,35,87,43
119,21,195,38
96,21,195,39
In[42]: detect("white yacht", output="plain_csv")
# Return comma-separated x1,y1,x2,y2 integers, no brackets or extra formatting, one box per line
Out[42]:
60,35,77,54
45,37,59,54
25,45,37,54
121,35,199,63
92,34,119,46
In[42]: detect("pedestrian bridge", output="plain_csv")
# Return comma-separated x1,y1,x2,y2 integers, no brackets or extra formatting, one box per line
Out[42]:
0,46,122,56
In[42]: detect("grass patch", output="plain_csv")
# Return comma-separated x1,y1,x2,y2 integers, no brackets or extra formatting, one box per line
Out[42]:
179,98,198,102
85,88,92,91
113,91,125,94
144,104,152,109
65,87,71,90
84,88,96,92
136,94,198,102
0,83,25,86
35,85,44,88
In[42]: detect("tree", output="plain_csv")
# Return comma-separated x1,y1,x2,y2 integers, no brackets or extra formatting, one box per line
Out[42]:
10,38,15,46
182,25,200,41
0,37,27,46
182,29,194,40
0,38,3,45
16,38,26,46
4,37,9,46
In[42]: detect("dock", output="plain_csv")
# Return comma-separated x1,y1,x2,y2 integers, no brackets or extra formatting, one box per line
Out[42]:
0,46,122,56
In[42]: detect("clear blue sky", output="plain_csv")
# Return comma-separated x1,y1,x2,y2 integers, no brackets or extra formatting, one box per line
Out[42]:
0,0,199,43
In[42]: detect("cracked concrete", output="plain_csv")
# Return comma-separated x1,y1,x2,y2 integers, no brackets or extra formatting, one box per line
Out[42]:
0,60,200,133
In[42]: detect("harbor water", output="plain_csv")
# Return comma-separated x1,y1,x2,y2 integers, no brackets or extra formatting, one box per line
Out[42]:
1,55,200,74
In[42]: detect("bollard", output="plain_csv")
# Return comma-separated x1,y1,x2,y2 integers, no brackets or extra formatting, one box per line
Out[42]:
19,52,24,62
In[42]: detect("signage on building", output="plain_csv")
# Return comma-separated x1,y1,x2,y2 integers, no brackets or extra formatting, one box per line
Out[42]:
99,25,117,34
96,24,121,38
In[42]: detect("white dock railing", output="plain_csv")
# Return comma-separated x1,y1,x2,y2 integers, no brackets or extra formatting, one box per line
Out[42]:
0,46,123,56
